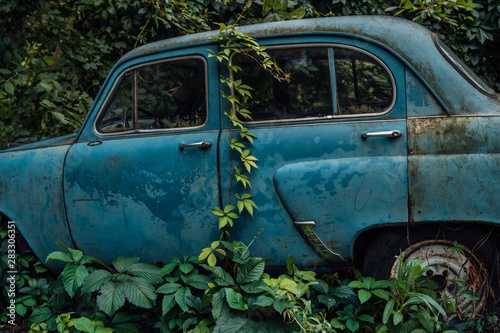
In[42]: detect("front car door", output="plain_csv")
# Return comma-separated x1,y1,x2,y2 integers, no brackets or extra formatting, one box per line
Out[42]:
63,46,220,263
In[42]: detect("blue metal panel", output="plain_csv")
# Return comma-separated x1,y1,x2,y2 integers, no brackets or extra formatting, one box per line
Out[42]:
408,116,500,224
406,69,447,118
0,146,74,263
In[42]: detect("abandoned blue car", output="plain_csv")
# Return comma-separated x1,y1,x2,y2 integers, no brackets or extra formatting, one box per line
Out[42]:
1,16,499,313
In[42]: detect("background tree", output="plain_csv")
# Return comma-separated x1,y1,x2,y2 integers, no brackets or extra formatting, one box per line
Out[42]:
1,0,499,148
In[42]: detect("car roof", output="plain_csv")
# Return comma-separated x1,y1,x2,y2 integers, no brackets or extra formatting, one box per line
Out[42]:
120,16,499,115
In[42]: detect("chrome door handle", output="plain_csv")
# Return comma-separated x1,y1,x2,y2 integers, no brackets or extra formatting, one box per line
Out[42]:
179,141,212,149
362,130,402,139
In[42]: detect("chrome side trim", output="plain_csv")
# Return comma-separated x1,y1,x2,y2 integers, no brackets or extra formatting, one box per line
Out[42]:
293,221,344,262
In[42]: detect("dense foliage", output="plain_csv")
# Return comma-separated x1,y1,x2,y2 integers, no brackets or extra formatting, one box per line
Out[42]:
3,224,498,332
0,0,499,148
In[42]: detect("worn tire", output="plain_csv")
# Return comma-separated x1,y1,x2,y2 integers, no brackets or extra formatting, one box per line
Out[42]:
362,225,498,315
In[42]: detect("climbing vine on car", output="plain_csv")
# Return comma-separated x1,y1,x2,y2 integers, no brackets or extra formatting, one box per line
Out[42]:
199,22,290,266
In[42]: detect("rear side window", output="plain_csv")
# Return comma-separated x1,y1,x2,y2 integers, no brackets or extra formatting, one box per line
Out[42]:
232,45,394,122
96,57,207,133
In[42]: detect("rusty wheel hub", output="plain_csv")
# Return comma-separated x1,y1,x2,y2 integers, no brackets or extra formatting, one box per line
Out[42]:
390,240,488,315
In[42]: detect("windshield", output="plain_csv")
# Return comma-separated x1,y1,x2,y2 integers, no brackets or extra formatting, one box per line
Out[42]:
433,35,497,98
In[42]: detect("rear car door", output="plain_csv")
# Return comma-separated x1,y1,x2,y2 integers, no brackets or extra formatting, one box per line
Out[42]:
224,38,408,267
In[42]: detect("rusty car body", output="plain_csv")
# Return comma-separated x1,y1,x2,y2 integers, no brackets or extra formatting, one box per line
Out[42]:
1,16,499,312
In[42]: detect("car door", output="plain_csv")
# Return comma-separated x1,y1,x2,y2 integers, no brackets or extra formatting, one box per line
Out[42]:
223,39,408,268
63,47,221,263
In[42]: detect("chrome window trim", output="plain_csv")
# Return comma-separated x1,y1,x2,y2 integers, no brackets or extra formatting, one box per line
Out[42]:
432,34,497,99
94,55,209,136
229,43,397,125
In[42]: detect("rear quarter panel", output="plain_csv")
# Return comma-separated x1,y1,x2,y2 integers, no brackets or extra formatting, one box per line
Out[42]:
408,116,500,224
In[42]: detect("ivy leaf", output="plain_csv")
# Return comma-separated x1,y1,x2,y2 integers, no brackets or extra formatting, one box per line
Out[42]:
62,263,89,298
123,277,156,309
97,281,126,316
81,270,112,294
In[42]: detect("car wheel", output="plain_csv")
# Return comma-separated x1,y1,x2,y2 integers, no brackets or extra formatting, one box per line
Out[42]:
362,226,496,315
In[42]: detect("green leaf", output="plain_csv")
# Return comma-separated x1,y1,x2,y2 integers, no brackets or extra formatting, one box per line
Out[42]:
126,263,162,284
161,262,178,276
123,277,156,309
348,280,365,289
113,257,140,273
81,270,112,294
212,290,231,320
383,299,395,324
62,263,89,297
213,312,260,333
28,307,52,323
45,251,72,263
74,317,95,333
241,279,269,294
204,266,235,286
15,303,27,316
111,312,132,324
226,288,247,310
157,282,182,294
372,288,391,301
186,274,212,290
97,281,126,316
4,82,14,95
273,300,287,314
162,293,176,315
175,286,192,312
252,295,274,307
346,319,359,332
236,258,265,284
393,311,404,325
179,263,194,275
358,289,372,304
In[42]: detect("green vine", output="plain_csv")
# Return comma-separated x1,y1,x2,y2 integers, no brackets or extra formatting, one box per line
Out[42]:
200,23,289,265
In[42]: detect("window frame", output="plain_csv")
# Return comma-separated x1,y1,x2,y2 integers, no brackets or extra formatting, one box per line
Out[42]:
94,55,209,136
229,43,397,124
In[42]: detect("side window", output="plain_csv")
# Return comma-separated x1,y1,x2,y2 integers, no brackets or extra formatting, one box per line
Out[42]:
334,48,393,115
97,58,206,133
232,45,394,122
232,48,332,121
